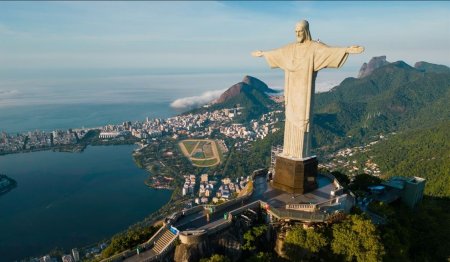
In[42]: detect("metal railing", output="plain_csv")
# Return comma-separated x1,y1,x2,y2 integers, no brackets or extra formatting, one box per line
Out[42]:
286,203,316,212
261,201,329,222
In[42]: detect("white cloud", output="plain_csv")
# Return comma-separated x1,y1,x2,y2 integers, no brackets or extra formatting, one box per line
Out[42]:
170,89,224,109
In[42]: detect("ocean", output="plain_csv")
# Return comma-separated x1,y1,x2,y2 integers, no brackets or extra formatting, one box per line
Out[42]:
0,71,286,133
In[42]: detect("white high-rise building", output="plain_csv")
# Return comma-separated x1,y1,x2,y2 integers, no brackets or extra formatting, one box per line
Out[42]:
71,248,80,262
40,255,52,262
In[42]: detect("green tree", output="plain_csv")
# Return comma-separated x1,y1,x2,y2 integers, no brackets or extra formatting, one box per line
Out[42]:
245,252,274,262
380,224,410,262
243,225,268,251
348,173,382,192
284,226,328,261
102,225,160,258
331,214,385,262
200,254,231,262
407,198,450,261
368,201,395,218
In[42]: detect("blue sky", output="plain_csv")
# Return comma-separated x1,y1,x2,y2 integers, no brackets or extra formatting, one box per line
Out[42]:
0,1,449,106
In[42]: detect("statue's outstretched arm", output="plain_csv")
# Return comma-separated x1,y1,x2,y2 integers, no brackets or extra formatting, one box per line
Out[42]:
346,46,364,54
251,50,264,57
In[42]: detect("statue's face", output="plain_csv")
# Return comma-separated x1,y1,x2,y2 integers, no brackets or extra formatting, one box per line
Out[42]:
295,26,306,43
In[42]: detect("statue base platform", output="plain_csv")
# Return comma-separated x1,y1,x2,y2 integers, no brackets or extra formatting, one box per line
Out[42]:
272,155,318,194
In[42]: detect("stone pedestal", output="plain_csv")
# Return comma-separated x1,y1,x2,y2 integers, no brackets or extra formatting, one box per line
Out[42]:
272,155,318,194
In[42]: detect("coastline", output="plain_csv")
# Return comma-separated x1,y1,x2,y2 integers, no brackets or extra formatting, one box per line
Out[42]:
0,144,87,156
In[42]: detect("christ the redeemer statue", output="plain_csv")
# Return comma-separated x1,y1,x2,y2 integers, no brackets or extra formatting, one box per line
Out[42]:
252,20,363,160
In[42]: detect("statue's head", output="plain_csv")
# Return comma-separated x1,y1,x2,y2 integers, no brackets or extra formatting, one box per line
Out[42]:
295,20,312,43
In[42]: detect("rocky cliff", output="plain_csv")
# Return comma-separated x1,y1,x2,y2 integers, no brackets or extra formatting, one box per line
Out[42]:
213,75,276,104
174,231,242,262
358,56,390,78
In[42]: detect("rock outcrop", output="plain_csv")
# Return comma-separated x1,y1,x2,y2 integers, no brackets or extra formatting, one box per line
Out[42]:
242,75,275,93
213,75,276,104
174,240,213,262
358,56,390,78
214,82,251,104
174,230,242,262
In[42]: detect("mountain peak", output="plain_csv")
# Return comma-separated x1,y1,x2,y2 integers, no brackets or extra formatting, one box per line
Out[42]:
358,56,390,78
390,60,414,70
213,76,276,104
213,82,249,104
414,61,450,74
242,75,276,93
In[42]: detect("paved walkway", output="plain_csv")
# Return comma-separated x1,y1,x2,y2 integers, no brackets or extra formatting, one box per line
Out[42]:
174,174,338,231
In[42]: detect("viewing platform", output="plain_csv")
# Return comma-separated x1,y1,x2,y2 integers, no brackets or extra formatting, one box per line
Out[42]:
106,171,353,262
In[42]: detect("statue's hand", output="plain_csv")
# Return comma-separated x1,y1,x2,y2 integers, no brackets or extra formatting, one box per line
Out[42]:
346,46,364,54
251,50,264,57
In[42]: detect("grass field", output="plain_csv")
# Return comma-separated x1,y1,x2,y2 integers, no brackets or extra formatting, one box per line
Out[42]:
179,139,222,167
183,141,198,155
192,151,205,159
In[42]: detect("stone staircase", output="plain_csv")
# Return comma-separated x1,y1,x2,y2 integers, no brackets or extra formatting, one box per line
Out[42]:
150,227,177,254
121,227,178,262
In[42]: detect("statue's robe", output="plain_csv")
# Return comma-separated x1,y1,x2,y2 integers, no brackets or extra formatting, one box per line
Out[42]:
264,41,348,159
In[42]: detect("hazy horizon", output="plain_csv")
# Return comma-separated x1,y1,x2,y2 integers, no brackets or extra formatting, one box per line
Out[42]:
1,1,449,120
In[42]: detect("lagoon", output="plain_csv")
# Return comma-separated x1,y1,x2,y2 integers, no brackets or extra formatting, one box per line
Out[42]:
0,145,171,261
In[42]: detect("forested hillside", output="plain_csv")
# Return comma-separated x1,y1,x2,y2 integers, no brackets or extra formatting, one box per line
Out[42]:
223,60,450,198
312,60,450,151
369,122,449,197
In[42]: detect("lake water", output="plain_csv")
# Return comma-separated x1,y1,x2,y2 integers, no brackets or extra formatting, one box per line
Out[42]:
0,145,172,261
